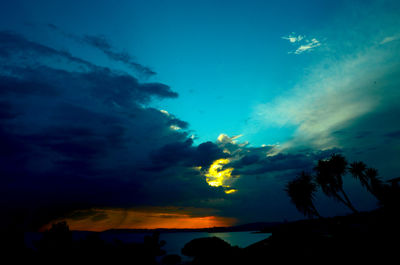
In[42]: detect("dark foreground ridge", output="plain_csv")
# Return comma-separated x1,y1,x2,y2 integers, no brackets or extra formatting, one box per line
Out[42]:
3,207,399,264
179,208,400,265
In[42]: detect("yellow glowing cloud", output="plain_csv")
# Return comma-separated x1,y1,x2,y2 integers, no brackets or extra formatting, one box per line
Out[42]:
202,133,245,193
205,158,234,188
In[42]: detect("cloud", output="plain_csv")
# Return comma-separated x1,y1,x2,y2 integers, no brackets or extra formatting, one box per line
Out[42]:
0,30,94,70
148,138,226,170
385,130,400,138
0,31,225,229
380,34,400,45
0,101,19,120
82,34,156,77
293,38,321,54
282,33,321,54
256,8,400,186
4,5,399,228
47,24,156,77
186,133,332,197
213,134,338,178
282,34,304,43
255,42,400,151
193,135,348,222
146,130,331,218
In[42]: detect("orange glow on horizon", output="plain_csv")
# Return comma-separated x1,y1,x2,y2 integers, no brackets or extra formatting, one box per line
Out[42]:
41,207,237,232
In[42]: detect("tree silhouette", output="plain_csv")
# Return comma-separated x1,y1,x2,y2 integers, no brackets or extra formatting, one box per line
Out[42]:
349,161,368,187
349,162,385,203
349,161,378,197
365,167,382,196
366,169,399,207
314,154,358,213
285,171,321,218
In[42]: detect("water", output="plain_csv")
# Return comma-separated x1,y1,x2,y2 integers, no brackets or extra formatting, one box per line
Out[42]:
25,231,271,259
101,231,271,256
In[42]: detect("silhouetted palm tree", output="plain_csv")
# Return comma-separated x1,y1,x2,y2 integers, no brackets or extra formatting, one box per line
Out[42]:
365,168,379,185
349,162,383,202
365,168,385,202
349,161,372,192
314,154,358,213
285,171,321,218
349,161,367,185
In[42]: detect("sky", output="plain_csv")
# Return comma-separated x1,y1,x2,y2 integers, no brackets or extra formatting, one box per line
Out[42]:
1,0,400,231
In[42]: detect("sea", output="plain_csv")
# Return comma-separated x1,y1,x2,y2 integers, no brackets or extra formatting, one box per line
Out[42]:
25,230,271,259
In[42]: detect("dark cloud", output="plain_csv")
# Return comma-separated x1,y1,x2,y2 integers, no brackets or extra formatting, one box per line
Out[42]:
238,154,260,166
384,130,400,138
82,34,156,76
233,150,338,177
0,75,58,96
0,31,206,230
148,139,227,171
0,101,19,120
47,24,156,77
83,69,177,106
0,66,176,107
0,30,93,70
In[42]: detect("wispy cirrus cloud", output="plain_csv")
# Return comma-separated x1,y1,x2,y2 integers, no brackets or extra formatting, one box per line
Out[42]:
293,38,321,54
282,33,321,54
282,33,304,43
380,34,400,45
255,46,399,147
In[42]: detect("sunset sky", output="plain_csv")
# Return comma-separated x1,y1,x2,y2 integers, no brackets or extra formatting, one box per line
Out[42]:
1,0,400,231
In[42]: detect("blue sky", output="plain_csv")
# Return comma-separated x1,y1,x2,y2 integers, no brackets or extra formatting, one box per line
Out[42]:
1,0,400,229
0,0,347,144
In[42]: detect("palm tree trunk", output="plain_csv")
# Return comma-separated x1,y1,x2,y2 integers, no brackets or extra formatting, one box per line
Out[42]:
339,188,358,213
363,181,383,201
332,191,357,213
311,205,322,219
358,177,375,195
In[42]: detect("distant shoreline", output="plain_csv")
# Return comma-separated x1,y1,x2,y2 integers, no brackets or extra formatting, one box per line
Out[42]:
92,222,282,234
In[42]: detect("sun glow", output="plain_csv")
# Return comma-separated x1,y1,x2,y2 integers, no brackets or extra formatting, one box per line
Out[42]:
224,189,237,194
204,158,237,193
